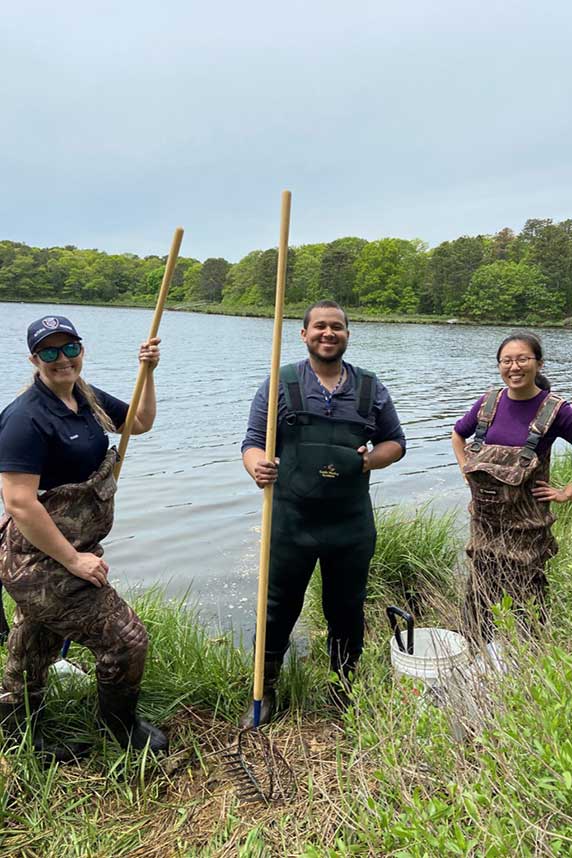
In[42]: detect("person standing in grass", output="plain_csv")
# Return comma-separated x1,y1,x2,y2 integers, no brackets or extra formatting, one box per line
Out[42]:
240,300,406,726
452,331,572,646
0,315,168,760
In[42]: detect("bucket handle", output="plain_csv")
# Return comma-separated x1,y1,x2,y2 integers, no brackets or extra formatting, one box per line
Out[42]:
386,606,414,655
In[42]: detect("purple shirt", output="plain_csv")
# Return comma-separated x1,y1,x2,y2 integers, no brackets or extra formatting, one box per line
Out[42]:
454,388,572,455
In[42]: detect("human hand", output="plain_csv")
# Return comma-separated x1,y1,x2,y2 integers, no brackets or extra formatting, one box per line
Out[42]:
253,458,279,489
357,445,370,473
66,552,109,587
139,337,161,370
531,480,572,504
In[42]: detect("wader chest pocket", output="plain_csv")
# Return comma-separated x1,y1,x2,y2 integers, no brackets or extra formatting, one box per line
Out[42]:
282,443,367,500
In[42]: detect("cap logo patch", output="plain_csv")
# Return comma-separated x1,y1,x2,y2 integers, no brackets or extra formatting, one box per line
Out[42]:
42,317,59,329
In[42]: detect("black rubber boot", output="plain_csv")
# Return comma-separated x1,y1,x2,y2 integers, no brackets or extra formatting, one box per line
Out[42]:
98,684,168,753
0,585,9,645
238,657,282,729
0,692,91,763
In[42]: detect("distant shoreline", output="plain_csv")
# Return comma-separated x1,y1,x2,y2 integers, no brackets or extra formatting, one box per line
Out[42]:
3,297,572,329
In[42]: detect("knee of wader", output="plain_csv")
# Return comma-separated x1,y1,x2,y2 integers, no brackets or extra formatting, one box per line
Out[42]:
96,619,149,686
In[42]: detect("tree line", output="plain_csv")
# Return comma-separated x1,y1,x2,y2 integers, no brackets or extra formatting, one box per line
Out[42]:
1,218,571,321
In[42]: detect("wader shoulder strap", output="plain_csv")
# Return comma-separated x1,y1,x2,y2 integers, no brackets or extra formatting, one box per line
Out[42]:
470,388,503,451
355,368,376,420
280,364,306,412
280,363,377,422
520,393,565,465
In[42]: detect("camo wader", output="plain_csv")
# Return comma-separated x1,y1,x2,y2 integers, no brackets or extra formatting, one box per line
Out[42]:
462,388,564,643
265,364,378,673
0,448,148,705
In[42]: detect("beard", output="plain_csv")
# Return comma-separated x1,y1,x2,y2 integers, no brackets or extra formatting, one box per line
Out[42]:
306,340,347,363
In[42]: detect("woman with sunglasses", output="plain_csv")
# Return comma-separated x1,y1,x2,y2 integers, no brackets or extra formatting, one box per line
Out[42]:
0,315,168,759
451,332,572,649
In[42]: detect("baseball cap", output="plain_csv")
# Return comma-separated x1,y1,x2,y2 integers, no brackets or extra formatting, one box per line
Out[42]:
27,316,82,353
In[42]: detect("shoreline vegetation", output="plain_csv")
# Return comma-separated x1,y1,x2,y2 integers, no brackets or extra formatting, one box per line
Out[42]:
2,217,572,326
4,296,572,330
2,455,572,856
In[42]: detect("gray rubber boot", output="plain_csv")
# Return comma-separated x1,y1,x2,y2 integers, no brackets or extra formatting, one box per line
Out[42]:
238,657,283,729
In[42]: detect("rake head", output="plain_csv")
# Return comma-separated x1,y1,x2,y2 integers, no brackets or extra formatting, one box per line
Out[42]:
221,727,296,803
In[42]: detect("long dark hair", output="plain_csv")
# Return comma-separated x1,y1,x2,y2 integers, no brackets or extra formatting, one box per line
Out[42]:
496,331,551,391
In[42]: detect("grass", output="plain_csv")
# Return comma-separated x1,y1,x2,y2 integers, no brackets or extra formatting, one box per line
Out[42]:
2,456,572,855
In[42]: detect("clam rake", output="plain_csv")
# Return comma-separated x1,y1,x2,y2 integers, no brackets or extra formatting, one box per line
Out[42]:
220,191,296,804
220,727,296,803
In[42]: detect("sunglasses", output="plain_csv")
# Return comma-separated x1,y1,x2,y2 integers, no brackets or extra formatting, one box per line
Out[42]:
35,341,82,363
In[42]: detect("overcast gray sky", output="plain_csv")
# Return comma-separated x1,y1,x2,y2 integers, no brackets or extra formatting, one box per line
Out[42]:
1,0,571,261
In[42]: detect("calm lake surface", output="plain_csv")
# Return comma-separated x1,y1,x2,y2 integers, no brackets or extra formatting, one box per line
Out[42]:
2,302,571,634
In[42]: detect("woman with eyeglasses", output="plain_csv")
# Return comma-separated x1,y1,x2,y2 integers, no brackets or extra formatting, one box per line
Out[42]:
0,315,168,760
451,332,572,648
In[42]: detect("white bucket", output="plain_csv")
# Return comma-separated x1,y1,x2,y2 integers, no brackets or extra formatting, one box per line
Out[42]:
50,658,89,685
390,627,470,687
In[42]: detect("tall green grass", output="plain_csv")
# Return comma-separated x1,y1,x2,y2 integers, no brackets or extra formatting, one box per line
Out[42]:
2,459,572,855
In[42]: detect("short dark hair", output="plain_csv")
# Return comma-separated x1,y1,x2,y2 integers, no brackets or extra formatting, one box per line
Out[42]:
302,300,348,329
496,331,550,390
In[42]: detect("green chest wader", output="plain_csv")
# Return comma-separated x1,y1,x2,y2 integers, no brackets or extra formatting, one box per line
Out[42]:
271,363,378,552
462,388,564,641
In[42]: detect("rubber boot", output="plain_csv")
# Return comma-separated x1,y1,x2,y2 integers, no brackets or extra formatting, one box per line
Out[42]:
0,691,91,763
98,684,168,753
238,657,282,729
0,585,9,645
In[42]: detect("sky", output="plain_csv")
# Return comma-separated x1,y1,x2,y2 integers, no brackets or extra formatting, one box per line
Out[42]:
1,0,571,262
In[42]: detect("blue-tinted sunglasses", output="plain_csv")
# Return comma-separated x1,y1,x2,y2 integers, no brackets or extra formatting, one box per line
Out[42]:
35,341,82,363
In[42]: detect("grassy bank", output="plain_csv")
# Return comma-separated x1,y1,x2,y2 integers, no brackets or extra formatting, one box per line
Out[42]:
5,296,572,329
2,457,572,856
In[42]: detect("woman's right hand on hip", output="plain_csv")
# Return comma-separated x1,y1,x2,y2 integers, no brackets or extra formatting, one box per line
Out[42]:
66,553,109,587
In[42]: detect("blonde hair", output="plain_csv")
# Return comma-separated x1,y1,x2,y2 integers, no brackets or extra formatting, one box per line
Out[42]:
28,373,116,433
75,377,116,433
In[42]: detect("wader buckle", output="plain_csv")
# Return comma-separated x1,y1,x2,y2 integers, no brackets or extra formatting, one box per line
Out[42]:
519,448,536,467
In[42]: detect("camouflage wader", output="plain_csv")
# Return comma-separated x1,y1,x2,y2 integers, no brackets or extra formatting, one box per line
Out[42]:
0,448,148,704
462,389,564,643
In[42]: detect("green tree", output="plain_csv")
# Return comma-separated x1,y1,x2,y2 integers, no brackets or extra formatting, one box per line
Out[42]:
199,258,230,302
319,237,367,306
425,236,489,315
289,243,326,304
354,238,426,314
222,251,262,304
463,261,564,321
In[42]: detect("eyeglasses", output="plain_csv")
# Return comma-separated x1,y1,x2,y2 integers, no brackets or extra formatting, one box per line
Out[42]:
35,342,82,363
498,356,536,368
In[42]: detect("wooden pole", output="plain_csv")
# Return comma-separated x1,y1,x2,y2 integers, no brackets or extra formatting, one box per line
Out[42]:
252,191,292,725
113,226,184,481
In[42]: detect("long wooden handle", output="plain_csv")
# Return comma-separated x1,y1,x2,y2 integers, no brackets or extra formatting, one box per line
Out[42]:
113,227,184,481
253,191,292,715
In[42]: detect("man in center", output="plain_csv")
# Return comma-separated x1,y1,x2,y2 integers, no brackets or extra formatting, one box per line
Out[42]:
240,300,406,726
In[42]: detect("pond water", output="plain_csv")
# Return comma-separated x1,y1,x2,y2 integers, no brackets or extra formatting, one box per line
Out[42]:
2,302,571,634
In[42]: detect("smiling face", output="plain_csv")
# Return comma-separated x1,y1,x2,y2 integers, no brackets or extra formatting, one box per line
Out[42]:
301,306,349,364
30,332,83,391
497,338,541,398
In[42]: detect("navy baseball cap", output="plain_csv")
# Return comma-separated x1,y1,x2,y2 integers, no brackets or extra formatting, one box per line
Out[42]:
27,316,82,353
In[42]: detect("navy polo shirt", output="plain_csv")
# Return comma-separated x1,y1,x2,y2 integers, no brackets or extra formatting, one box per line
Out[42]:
242,359,406,455
0,377,128,490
